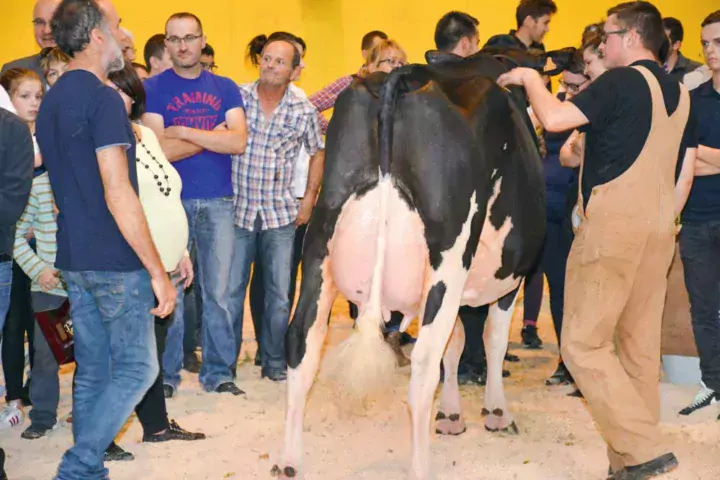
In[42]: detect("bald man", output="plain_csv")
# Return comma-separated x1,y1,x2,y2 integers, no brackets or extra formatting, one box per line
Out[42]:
1,0,61,87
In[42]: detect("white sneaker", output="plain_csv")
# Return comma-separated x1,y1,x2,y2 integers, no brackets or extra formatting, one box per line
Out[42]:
0,400,25,429
678,382,718,415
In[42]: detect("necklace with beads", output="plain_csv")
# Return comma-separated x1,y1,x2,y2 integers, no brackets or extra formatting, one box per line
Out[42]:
134,130,172,197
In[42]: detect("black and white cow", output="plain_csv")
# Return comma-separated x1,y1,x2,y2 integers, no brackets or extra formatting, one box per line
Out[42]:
272,48,570,480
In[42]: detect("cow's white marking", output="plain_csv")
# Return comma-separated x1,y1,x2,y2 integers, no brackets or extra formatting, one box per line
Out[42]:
409,192,477,480
463,177,520,306
503,143,508,151
280,259,337,476
436,317,466,435
483,289,520,431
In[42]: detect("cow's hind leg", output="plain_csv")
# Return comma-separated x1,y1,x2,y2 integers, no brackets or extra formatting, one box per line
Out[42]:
272,257,337,478
410,271,469,479
483,286,520,434
436,317,466,436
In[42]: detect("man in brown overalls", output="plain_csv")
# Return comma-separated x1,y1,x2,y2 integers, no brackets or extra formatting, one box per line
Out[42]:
498,2,698,479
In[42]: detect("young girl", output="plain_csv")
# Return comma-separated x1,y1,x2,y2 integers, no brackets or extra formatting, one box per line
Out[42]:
0,68,44,431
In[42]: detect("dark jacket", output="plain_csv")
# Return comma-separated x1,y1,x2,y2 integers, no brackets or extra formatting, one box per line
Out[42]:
483,30,546,52
0,109,34,256
1,53,46,89
666,52,703,84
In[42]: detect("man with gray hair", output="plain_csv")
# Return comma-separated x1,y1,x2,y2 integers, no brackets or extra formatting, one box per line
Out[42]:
1,0,61,86
35,0,176,478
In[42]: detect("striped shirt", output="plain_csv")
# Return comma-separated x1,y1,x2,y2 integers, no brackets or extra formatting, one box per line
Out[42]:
233,82,324,231
13,172,66,297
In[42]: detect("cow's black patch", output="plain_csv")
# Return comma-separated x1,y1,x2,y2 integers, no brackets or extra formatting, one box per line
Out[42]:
422,281,447,327
496,285,520,311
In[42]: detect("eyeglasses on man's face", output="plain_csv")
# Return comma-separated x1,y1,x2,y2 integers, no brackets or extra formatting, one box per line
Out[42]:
559,79,589,92
201,61,217,72
600,29,628,44
166,34,202,46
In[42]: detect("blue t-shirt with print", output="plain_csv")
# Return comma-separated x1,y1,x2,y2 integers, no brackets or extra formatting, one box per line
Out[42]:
143,69,244,199
36,70,141,272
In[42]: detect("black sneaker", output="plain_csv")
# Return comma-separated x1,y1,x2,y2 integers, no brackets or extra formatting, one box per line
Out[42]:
104,442,134,462
679,383,718,415
521,325,543,349
215,381,246,396
504,353,520,363
546,362,572,386
163,384,175,399
261,368,288,382
613,453,678,480
142,419,206,443
21,423,54,440
183,353,201,374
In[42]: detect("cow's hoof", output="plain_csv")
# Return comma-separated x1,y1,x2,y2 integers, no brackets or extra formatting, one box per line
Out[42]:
484,409,519,434
270,465,298,478
435,411,467,436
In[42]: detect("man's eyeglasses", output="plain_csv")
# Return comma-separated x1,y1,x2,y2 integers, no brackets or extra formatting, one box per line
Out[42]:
600,29,628,44
559,79,589,93
166,34,202,46
377,58,406,68
201,62,218,72
32,18,49,28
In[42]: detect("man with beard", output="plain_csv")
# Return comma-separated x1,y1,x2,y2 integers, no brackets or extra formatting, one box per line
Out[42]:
142,12,247,398
2,0,61,87
36,1,176,478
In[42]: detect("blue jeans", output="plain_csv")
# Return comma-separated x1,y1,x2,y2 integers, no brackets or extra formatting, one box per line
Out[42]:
163,197,237,391
54,270,158,480
0,260,11,332
230,219,295,371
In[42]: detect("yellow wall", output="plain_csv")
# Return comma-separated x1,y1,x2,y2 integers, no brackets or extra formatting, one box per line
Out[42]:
1,0,716,94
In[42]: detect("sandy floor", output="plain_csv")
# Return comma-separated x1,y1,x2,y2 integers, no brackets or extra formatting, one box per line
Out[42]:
1,290,719,480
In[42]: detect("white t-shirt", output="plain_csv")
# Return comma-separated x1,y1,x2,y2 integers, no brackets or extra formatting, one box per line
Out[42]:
289,83,311,198
0,85,16,114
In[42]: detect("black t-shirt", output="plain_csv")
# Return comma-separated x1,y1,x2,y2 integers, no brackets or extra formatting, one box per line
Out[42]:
569,60,699,206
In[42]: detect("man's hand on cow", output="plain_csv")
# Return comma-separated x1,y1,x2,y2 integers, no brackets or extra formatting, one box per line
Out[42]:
296,197,314,226
497,67,538,88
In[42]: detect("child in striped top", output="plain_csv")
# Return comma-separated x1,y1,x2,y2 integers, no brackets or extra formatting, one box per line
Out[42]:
9,68,67,440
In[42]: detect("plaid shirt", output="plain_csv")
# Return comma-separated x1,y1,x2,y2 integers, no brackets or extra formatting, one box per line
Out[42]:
308,73,356,134
233,82,324,231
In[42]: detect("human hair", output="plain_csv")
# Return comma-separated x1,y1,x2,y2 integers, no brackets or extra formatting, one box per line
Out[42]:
40,47,71,75
663,17,684,44
607,1,666,58
165,12,203,34
143,33,166,68
132,62,149,73
434,11,479,51
50,0,107,58
582,31,604,57
516,0,558,28
702,10,720,28
582,22,603,45
246,32,302,68
361,30,388,51
361,39,407,76
567,49,587,75
107,63,146,121
0,68,43,97
201,43,215,57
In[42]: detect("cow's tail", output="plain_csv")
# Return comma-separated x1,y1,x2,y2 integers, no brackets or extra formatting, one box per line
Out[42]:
318,73,405,398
